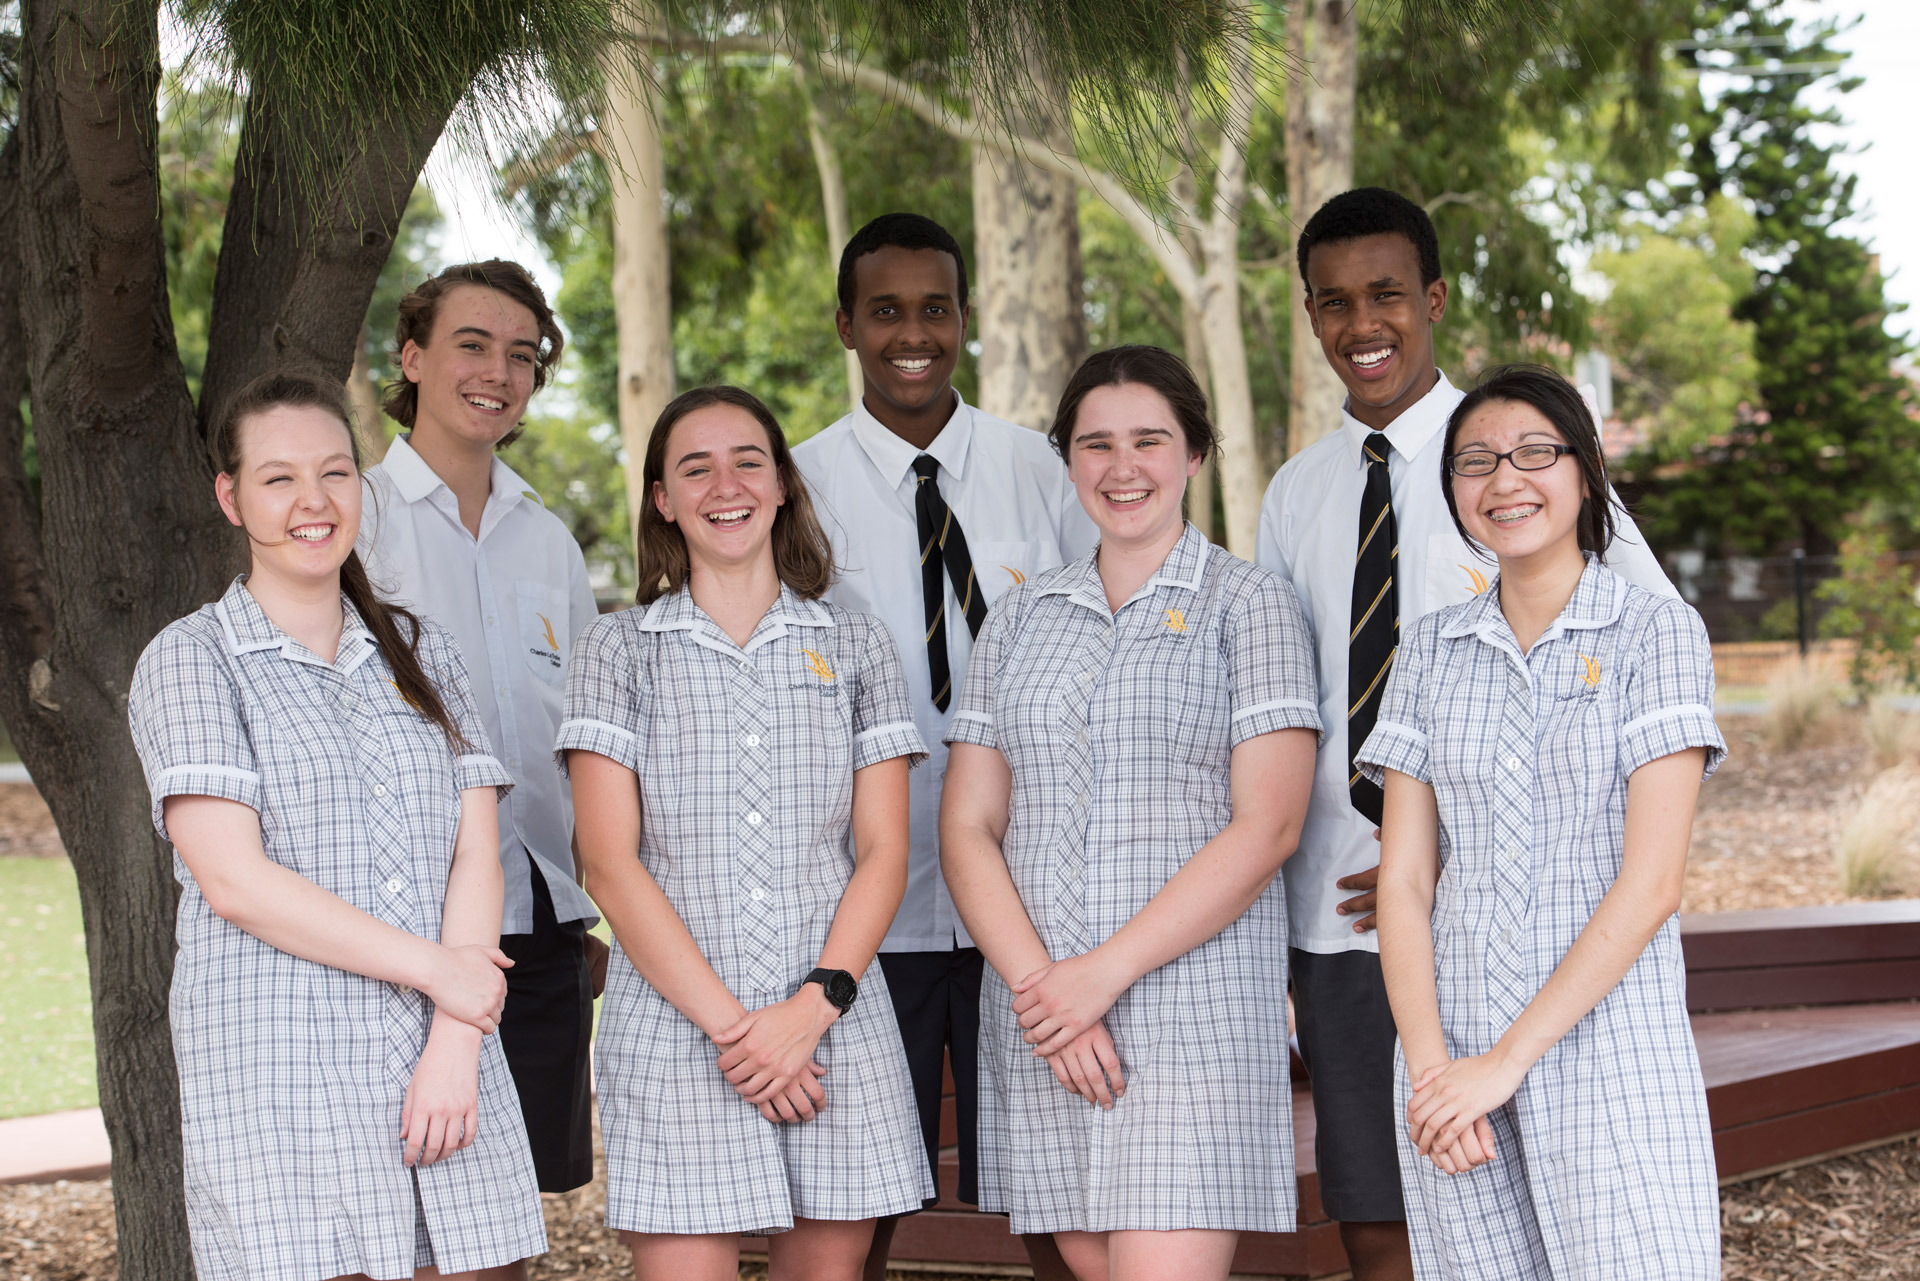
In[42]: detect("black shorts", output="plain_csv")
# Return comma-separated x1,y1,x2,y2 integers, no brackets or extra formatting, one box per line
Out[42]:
1291,947,1405,1223
497,858,594,1193
877,947,984,1208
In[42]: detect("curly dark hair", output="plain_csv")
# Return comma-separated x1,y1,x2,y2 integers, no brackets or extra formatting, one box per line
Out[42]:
837,212,969,315
1296,187,1443,290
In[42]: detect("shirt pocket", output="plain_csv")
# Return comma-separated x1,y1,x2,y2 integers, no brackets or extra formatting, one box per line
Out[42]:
1423,532,1494,613
971,540,1044,608
514,580,569,687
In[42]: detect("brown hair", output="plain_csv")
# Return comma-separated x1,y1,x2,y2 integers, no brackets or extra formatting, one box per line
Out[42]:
212,371,469,750
634,386,835,606
1442,363,1619,559
381,259,564,448
1048,345,1220,463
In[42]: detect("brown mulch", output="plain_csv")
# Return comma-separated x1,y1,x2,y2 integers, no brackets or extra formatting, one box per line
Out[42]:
1722,1137,1920,1280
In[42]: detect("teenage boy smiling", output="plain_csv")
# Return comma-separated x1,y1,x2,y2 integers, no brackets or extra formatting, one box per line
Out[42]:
792,213,1095,1281
358,262,602,1281
1255,189,1674,1281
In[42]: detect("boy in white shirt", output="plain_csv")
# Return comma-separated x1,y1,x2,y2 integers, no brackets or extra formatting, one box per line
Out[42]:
358,262,602,1270
793,214,1096,1281
1256,189,1673,1281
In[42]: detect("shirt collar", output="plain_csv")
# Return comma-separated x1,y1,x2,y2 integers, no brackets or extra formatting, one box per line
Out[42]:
1340,369,1461,468
381,433,543,516
638,582,834,658
214,576,380,674
849,392,976,490
1439,554,1627,649
1038,521,1210,617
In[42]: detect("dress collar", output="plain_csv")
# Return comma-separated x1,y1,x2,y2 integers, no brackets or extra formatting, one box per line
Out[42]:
214,576,379,675
381,433,543,514
849,392,976,491
1038,521,1211,617
637,582,834,659
1340,369,1460,468
1439,554,1628,654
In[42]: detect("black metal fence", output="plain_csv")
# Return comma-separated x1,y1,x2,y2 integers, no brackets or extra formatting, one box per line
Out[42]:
1665,548,1920,645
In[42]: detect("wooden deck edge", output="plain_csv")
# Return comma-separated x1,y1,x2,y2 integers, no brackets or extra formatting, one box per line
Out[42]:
1718,1126,1920,1188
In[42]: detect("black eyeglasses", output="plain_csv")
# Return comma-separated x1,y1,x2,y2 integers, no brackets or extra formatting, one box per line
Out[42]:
1445,443,1577,477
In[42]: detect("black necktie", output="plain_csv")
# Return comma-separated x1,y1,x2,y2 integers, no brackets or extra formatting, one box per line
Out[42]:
912,455,988,711
1349,432,1398,825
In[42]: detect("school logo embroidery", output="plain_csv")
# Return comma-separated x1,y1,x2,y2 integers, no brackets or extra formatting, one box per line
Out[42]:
801,648,836,682
386,679,422,711
1163,608,1188,633
1458,564,1491,595
1001,565,1026,585
527,613,562,671
538,613,559,650
1577,653,1602,687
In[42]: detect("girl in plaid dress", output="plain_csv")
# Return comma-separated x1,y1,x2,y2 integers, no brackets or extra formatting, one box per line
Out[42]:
128,374,547,1281
941,347,1322,1281
558,387,931,1280
1359,365,1724,1279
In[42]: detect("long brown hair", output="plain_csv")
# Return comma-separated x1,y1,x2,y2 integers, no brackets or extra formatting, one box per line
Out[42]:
212,372,469,749
635,386,834,606
1048,345,1220,463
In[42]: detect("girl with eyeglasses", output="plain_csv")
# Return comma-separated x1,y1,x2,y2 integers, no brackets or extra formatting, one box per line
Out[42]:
1355,364,1724,1278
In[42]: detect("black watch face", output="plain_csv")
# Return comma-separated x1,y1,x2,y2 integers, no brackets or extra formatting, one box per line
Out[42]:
823,970,858,1009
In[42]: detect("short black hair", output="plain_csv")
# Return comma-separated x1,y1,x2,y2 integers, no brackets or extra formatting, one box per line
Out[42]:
837,213,969,315
1296,187,1443,290
1048,345,1219,464
1442,363,1619,558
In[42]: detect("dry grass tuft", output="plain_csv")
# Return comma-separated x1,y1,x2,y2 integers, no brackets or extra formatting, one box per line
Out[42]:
1836,764,1920,897
1863,695,1920,770
1762,663,1841,751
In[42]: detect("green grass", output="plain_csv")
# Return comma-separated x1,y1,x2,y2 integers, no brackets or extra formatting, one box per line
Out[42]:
0,856,97,1119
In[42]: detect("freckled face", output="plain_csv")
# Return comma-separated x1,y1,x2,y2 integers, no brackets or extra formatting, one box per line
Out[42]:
216,405,362,587
652,404,786,575
400,284,543,449
1449,399,1586,564
1066,382,1202,549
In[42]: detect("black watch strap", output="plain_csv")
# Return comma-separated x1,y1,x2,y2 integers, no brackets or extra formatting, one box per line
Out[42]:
802,967,858,1012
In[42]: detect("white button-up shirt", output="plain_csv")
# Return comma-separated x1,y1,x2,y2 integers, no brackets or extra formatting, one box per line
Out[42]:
793,396,1099,952
1256,370,1675,956
360,435,599,931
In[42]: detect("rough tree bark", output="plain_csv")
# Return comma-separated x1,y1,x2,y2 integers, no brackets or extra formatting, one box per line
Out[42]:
792,62,862,417
1284,0,1357,457
969,28,1085,433
604,41,675,541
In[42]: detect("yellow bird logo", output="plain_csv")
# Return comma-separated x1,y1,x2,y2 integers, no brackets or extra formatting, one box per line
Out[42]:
1576,653,1601,687
1163,608,1188,633
802,648,836,681
1459,564,1490,595
386,679,422,711
1002,565,1025,584
537,613,559,651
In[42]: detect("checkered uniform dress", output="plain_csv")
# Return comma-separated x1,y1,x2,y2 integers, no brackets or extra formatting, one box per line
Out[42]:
127,578,547,1281
1356,559,1725,1279
944,523,1322,1234
555,586,934,1234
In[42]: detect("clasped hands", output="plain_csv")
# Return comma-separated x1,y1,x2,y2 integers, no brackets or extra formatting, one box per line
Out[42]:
712,986,839,1124
1010,951,1129,1110
401,944,516,1170
1405,1050,1525,1176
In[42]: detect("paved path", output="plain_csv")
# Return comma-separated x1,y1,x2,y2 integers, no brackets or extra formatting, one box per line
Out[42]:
0,1107,110,1183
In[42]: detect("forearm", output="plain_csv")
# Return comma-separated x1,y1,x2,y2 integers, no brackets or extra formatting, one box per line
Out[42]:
213,858,448,990
816,851,904,978
943,822,1053,984
1377,770,1446,1073
1099,817,1286,985
438,788,505,951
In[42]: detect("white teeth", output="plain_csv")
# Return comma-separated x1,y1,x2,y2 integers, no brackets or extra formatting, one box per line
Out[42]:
1350,349,1392,368
890,357,933,373
289,526,332,542
705,508,751,525
1489,505,1540,524
1106,490,1150,503
464,394,506,411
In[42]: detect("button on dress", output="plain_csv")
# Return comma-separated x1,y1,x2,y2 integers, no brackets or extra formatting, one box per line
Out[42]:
555,586,934,1234
1356,559,1726,1279
127,578,546,1281
943,523,1323,1234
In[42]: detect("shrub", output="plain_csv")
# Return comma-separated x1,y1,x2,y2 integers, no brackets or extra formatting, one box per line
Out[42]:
1864,695,1920,770
1762,662,1838,752
1837,765,1920,897
1815,529,1920,695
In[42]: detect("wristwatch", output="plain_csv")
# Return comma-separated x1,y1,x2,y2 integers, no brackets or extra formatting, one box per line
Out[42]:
801,967,859,1013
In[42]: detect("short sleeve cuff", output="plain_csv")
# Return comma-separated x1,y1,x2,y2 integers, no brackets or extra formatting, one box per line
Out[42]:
149,765,262,842
943,709,997,750
1354,721,1431,786
1229,698,1323,749
553,717,639,777
853,720,929,771
455,752,515,796
1621,704,1726,780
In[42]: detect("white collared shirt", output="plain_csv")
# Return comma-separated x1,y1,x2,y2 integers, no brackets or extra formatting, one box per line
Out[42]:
1255,370,1675,955
793,395,1100,951
359,435,599,931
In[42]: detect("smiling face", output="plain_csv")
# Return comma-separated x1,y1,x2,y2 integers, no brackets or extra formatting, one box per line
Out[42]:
1304,232,1449,430
399,284,542,450
1066,382,1202,550
215,404,362,590
651,403,787,577
1449,398,1587,568
836,245,968,433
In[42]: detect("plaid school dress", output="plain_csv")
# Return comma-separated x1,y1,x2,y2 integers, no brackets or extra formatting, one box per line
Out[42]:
944,523,1323,1234
555,586,934,1234
127,578,546,1281
1357,559,1725,1280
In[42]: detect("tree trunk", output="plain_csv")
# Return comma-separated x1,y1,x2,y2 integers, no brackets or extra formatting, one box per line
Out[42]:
349,322,390,461
1285,0,1357,457
969,35,1085,433
8,4,225,1277
1181,301,1216,541
605,43,675,541
793,63,861,418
